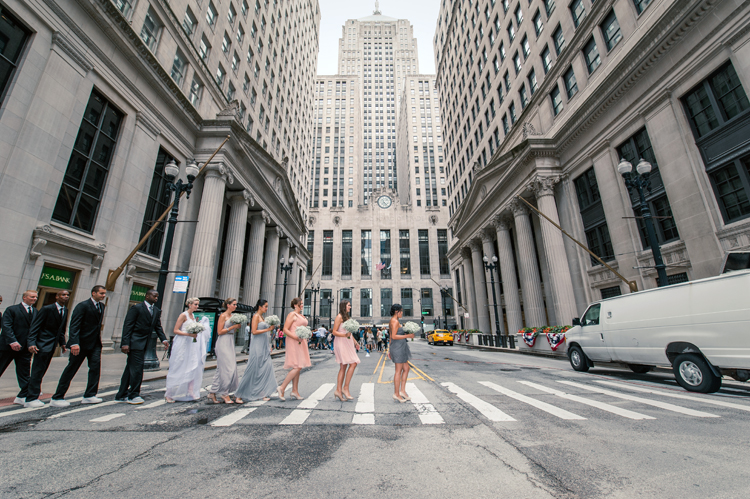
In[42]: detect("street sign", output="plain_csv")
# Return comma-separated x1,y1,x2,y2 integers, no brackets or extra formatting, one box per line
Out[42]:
173,275,189,293
422,311,430,315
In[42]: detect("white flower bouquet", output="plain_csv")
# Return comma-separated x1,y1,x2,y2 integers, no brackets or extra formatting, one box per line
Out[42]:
185,322,205,342
402,322,421,335
295,326,312,341
229,313,248,324
342,319,360,333
265,315,281,326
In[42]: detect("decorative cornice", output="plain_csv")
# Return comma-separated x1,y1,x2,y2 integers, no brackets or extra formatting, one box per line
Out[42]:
261,210,272,226
468,239,482,254
460,247,472,259
229,190,252,206
135,111,161,138
492,214,512,232
276,227,285,238
508,198,528,217
480,230,493,245
528,176,562,199
217,100,241,120
30,225,107,263
50,31,93,75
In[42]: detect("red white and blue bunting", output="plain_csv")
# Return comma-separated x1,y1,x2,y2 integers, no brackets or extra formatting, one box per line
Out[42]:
522,332,538,347
546,332,566,351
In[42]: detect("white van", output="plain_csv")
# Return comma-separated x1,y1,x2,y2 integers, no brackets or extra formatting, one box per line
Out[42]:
566,270,750,393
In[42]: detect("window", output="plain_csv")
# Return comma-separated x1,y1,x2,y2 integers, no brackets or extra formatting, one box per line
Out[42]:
231,51,240,73
583,36,600,74
52,90,123,232
361,230,372,277
520,85,529,109
564,66,578,99
380,289,392,317
170,50,187,86
508,23,515,41
0,6,31,105
216,64,226,86
226,82,235,101
138,148,176,257
182,8,197,38
515,4,523,25
206,2,218,28
322,230,333,277
341,230,352,277
574,168,615,263
683,62,750,139
601,10,622,51
189,78,203,107
228,3,237,24
320,289,332,318
418,229,430,276
306,231,314,276
582,303,600,326
553,25,565,55
360,288,372,317
140,8,162,52
513,52,522,75
222,32,231,54
522,36,530,59
541,45,552,74
401,289,413,316
421,288,434,316
570,0,586,28
633,0,652,15
437,229,449,276
665,272,689,285
601,286,622,299
707,159,750,223
533,10,544,36
399,230,411,276
528,69,538,95
545,0,556,16
113,0,134,17
380,230,392,279
199,35,211,61
509,101,517,124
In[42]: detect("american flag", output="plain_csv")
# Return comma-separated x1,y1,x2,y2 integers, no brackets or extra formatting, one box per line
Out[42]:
375,261,386,270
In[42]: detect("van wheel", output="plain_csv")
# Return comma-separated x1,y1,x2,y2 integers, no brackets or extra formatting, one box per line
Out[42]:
569,346,589,372
627,364,654,374
673,354,722,393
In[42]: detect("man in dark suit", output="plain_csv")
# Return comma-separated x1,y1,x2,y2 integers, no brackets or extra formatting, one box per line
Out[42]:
24,290,70,408
0,290,38,405
50,285,107,407
116,290,169,404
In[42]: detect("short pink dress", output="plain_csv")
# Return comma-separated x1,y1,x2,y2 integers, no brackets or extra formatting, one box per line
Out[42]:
334,323,360,365
283,313,312,369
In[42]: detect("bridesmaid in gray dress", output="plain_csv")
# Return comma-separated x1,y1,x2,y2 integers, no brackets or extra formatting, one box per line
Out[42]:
208,298,242,404
235,299,279,401
389,304,414,403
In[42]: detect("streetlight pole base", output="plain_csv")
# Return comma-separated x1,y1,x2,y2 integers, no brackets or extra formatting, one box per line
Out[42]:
142,333,162,371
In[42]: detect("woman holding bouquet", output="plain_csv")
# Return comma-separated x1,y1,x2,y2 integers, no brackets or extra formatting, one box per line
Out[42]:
278,297,310,401
208,298,242,404
165,297,210,402
389,304,414,403
235,299,279,401
331,299,359,401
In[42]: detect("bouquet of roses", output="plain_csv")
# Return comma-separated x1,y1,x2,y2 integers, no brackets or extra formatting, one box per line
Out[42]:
295,326,312,341
402,322,421,335
229,313,248,324
265,315,281,326
342,319,360,334
185,322,205,343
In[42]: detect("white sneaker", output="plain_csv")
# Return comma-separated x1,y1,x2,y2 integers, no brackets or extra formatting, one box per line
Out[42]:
13,397,25,405
127,397,144,405
81,397,103,404
24,400,45,408
49,399,70,408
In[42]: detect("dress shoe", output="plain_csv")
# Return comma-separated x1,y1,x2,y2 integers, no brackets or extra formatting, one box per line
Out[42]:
24,400,45,408
127,397,145,405
114,398,128,403
49,399,70,408
13,397,25,405
81,397,103,404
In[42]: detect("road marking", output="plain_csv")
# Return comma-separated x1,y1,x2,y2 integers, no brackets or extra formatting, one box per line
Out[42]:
355,383,375,413
48,400,120,419
373,354,385,375
138,400,167,410
594,380,750,412
409,362,434,381
211,408,258,427
90,413,125,422
442,382,516,422
518,381,655,420
480,381,586,420
352,414,375,424
0,389,122,419
405,383,444,425
557,380,719,418
280,383,334,425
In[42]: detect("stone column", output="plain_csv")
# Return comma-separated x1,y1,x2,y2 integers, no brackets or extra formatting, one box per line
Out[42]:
189,165,231,297
493,215,523,334
481,231,503,335
242,211,269,306
509,199,546,327
469,240,492,334
218,191,252,300
259,227,281,308
531,176,578,325
460,248,478,329
274,239,291,315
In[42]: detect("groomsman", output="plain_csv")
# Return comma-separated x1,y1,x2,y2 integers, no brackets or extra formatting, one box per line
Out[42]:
116,290,169,404
24,290,70,408
0,290,38,405
50,285,107,407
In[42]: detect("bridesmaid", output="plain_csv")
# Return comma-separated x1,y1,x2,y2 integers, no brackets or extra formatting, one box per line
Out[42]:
389,304,413,403
234,299,278,401
208,298,242,404
331,299,359,401
278,297,310,401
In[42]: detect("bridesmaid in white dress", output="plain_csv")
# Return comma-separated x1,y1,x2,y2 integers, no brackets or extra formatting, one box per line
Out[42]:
165,297,210,403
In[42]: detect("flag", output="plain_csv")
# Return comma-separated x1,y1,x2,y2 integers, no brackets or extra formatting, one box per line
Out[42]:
375,261,385,270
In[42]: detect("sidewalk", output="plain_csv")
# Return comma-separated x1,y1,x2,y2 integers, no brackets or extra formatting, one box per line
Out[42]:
0,347,286,406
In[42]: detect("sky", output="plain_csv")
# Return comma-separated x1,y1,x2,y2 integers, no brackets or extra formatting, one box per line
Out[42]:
316,0,442,76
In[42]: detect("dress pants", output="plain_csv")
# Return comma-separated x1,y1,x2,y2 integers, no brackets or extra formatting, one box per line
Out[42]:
25,351,55,402
53,347,101,399
0,349,32,398
116,348,146,400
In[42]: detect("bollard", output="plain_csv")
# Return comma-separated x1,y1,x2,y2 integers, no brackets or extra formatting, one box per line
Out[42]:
478,335,484,346
488,335,494,347
509,335,516,349
499,335,507,348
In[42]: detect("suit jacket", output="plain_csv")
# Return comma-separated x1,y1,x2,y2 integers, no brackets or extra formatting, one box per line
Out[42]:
1,303,38,350
67,299,104,350
121,303,166,350
28,303,68,354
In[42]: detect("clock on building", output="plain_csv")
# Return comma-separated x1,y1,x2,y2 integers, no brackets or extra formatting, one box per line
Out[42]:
377,195,392,209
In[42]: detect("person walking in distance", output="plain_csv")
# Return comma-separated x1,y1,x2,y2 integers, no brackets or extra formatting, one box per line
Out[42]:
331,299,359,401
0,290,39,405
116,290,169,405
50,286,107,407
24,290,70,408
389,304,413,403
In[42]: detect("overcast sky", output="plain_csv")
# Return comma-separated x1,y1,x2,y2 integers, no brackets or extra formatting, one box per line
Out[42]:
316,0,441,76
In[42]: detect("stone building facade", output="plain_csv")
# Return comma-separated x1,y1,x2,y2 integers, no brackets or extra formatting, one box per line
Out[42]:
0,0,319,346
434,0,750,333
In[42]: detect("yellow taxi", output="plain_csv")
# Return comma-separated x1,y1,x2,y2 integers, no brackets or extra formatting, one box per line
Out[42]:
427,329,454,346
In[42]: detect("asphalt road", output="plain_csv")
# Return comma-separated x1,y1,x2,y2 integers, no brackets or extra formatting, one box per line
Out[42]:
1,340,749,498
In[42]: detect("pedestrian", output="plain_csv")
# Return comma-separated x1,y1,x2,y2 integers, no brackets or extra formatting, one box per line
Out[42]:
234,299,278,402
208,298,242,404
366,328,375,354
0,290,39,405
377,328,383,352
241,323,250,354
276,328,284,350
316,326,327,349
389,304,413,403
24,290,69,408
116,289,169,405
331,299,359,401
165,297,209,402
277,297,310,401
50,285,107,407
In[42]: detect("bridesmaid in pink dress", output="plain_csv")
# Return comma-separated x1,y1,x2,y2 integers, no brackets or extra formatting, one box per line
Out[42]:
278,297,310,400
331,299,360,401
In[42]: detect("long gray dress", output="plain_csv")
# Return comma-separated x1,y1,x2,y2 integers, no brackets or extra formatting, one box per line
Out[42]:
390,327,412,363
210,320,239,396
235,320,278,400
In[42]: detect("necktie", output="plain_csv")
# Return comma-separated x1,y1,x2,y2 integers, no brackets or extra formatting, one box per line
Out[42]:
97,302,103,314
27,306,33,318
147,304,153,315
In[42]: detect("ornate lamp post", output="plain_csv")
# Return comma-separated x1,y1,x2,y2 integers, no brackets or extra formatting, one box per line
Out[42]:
310,282,321,329
438,286,450,331
278,256,295,322
617,158,669,287
483,254,502,346
145,159,200,371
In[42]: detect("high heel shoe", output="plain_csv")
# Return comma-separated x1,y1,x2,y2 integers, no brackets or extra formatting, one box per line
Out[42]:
343,393,354,401
333,392,345,402
400,392,411,401
393,394,406,403
207,393,220,404
222,395,234,404
290,393,304,400
277,388,286,401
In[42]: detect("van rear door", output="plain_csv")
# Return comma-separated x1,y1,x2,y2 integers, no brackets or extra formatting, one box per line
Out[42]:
578,303,611,362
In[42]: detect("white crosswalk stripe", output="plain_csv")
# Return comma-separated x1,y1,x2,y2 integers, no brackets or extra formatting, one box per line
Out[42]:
405,383,444,425
557,380,720,418
594,380,750,412
353,383,375,425
0,390,120,419
480,381,586,420
210,400,269,427
442,382,516,422
90,413,125,422
138,400,167,410
280,383,334,425
48,400,120,419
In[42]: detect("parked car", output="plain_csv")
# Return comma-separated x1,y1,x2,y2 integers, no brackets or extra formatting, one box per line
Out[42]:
427,329,454,346
565,270,750,393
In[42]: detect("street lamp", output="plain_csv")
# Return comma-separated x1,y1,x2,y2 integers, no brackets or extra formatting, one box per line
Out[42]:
145,159,200,371
483,254,502,346
617,158,669,287
438,286,450,331
310,282,321,329
278,256,295,322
